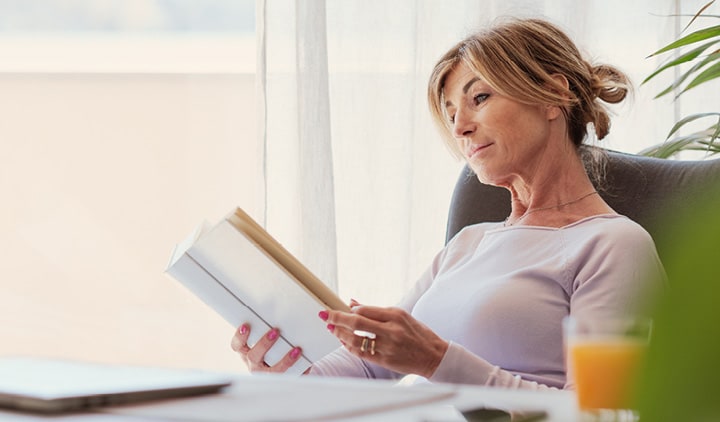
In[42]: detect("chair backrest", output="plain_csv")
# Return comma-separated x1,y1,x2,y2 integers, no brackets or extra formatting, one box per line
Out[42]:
445,149,720,264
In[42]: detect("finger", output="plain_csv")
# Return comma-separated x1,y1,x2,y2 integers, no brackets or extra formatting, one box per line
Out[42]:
326,322,377,355
270,347,303,372
246,327,281,365
231,324,251,353
343,333,380,358
349,298,361,308
329,324,362,353
327,323,356,347
327,310,384,335
352,305,402,322
326,310,363,328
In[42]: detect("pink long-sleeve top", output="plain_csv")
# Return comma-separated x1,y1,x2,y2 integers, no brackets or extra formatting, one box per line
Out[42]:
310,214,665,390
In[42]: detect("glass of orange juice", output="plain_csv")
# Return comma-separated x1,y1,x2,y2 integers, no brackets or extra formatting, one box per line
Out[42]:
564,316,651,419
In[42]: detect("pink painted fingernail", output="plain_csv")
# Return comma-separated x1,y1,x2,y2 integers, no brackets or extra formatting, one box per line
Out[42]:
326,324,335,333
290,347,301,359
318,310,329,321
240,325,248,335
267,329,279,341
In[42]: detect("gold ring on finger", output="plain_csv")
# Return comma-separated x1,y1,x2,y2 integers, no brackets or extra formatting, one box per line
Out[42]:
360,337,368,353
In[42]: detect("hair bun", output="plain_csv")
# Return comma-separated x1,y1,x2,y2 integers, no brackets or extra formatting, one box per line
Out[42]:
590,64,629,104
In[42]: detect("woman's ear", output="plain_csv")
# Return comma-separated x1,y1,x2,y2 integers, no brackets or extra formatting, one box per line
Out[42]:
546,104,563,120
546,73,570,120
550,73,570,91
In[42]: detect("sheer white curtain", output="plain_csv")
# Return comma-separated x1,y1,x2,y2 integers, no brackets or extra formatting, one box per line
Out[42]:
258,0,704,306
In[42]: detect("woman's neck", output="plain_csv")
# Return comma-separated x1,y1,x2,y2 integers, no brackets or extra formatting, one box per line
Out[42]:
504,149,610,227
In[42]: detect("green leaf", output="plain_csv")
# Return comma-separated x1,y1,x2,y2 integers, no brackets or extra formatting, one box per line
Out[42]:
682,143,720,156
654,51,720,98
687,126,720,152
679,60,720,94
643,41,719,84
682,0,716,33
648,24,720,57
708,121,720,149
693,142,720,153
666,112,720,138
639,137,700,158
643,1,720,160
640,124,720,158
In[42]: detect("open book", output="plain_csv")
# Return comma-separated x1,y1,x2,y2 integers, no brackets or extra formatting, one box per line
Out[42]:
165,208,350,375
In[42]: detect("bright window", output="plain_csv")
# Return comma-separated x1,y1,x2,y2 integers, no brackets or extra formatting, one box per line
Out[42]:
0,0,258,372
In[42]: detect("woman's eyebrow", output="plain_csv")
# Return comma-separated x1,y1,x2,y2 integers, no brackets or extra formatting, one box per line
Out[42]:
444,77,481,108
462,77,480,94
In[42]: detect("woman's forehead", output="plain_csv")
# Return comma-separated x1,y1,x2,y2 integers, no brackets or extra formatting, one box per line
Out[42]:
443,64,485,103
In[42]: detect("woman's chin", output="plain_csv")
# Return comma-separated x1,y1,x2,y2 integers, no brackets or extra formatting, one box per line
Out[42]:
472,169,512,189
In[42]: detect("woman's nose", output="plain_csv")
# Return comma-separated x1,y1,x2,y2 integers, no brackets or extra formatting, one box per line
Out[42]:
452,108,476,139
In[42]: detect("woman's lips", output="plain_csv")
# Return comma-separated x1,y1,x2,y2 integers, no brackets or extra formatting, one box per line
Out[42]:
467,143,493,159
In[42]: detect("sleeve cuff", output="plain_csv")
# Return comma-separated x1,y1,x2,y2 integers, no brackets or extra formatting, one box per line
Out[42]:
428,341,498,385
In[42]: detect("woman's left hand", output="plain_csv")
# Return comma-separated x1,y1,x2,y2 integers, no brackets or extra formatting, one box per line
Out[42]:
320,305,449,378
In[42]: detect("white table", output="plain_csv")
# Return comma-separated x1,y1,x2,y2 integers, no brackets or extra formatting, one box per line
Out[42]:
0,374,579,421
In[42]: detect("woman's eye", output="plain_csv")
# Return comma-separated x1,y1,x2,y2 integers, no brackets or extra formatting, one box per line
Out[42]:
473,93,489,105
448,115,455,124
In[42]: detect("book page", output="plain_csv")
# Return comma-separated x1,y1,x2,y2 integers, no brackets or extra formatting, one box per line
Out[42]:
166,230,312,374
187,220,342,363
226,208,350,312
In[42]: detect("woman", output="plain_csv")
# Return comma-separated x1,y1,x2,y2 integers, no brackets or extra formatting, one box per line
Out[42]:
231,17,665,390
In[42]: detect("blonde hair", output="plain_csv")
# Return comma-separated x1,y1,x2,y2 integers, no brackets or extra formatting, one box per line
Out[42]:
428,18,630,159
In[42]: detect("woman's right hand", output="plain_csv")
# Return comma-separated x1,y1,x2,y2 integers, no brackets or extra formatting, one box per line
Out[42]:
230,324,303,373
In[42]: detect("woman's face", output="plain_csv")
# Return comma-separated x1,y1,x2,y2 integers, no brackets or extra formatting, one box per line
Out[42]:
443,62,561,187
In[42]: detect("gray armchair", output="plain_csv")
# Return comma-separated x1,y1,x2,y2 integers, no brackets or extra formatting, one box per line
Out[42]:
445,149,720,264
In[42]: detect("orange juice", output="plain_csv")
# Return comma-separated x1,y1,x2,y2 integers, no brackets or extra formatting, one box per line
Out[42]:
570,338,646,410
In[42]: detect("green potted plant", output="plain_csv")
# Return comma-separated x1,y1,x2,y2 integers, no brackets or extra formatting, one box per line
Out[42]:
640,0,720,158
